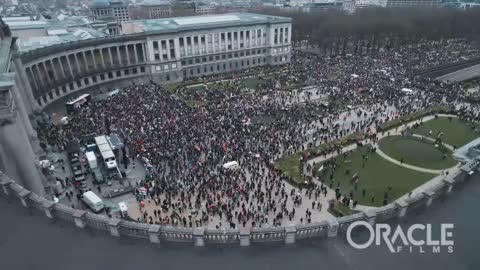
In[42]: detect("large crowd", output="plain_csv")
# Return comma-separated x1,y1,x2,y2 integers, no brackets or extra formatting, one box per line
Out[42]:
39,38,480,229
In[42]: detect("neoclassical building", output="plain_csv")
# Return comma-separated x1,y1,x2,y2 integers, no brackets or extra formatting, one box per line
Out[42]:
17,13,292,110
0,13,291,194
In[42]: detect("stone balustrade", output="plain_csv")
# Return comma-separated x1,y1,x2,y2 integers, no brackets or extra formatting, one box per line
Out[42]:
0,166,475,247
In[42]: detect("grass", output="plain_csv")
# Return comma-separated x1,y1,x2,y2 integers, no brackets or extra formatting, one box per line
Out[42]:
328,201,354,217
412,117,480,148
378,135,457,170
314,145,434,207
275,153,306,186
241,78,266,89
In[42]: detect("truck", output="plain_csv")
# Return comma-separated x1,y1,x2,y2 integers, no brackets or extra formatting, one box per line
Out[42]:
85,151,97,169
82,191,105,212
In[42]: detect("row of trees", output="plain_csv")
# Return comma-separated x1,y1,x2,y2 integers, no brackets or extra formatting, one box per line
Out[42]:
252,7,480,55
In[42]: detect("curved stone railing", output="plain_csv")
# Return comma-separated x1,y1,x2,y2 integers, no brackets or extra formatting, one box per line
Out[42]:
0,161,475,246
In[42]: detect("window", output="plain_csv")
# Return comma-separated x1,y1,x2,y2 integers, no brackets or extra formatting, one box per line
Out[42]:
100,74,105,80
84,78,89,85
181,60,186,65
202,57,207,63
172,63,177,69
133,68,138,74
117,70,121,76
166,75,170,81
188,59,193,65
215,55,220,60
62,86,67,93
92,76,97,83
76,80,81,87
55,88,60,96
222,54,226,59
195,58,200,64
108,72,113,79
125,69,129,75
164,64,169,70
140,66,145,73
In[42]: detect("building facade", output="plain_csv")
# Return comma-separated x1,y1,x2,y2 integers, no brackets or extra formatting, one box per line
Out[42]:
90,0,131,22
385,0,441,7
14,13,291,110
0,17,46,196
137,0,172,19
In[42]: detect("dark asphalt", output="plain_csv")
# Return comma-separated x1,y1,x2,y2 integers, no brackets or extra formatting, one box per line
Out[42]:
1,177,480,270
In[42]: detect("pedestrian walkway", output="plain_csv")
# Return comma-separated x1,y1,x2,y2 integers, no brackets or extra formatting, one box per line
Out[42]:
375,147,444,174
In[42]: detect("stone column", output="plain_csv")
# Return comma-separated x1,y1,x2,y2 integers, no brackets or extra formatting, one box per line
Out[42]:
108,47,114,67
133,44,139,63
42,200,56,218
116,46,122,66
74,53,82,74
239,228,250,247
0,176,13,195
91,50,97,70
27,67,40,92
73,210,87,228
327,219,339,237
148,224,161,244
126,45,131,65
100,48,106,68
58,57,66,79
49,59,58,81
396,200,408,218
66,55,74,77
166,40,171,61
109,218,121,237
18,189,31,207
41,62,52,85
193,228,205,247
285,225,297,244
82,51,88,73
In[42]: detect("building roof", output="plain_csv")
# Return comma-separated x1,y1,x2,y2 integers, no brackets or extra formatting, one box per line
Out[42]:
138,0,171,6
18,28,106,52
5,20,49,30
90,0,128,8
122,13,291,34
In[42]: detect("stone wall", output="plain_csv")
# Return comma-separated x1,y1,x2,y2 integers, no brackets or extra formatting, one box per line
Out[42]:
0,165,473,247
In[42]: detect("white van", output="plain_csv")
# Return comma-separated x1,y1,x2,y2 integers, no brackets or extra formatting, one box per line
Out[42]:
82,191,105,212
223,161,240,171
401,88,415,95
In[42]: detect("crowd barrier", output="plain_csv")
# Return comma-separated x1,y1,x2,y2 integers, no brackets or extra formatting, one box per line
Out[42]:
0,163,475,246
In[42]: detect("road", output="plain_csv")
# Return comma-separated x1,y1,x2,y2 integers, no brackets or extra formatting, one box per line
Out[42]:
1,175,480,270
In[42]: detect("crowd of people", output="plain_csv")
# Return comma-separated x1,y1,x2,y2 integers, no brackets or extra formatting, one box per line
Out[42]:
39,38,480,229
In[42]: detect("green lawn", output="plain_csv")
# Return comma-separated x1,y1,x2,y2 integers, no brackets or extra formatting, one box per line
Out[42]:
412,117,480,148
314,145,434,207
242,78,266,89
378,136,457,170
275,153,306,186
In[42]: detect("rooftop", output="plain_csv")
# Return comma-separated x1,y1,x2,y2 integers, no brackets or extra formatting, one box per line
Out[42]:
5,20,49,30
122,13,291,34
137,0,172,6
18,28,106,52
90,0,129,8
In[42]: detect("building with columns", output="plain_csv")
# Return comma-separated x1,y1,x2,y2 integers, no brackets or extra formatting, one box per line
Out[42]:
137,0,172,19
90,0,131,22
16,13,290,110
0,13,291,196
